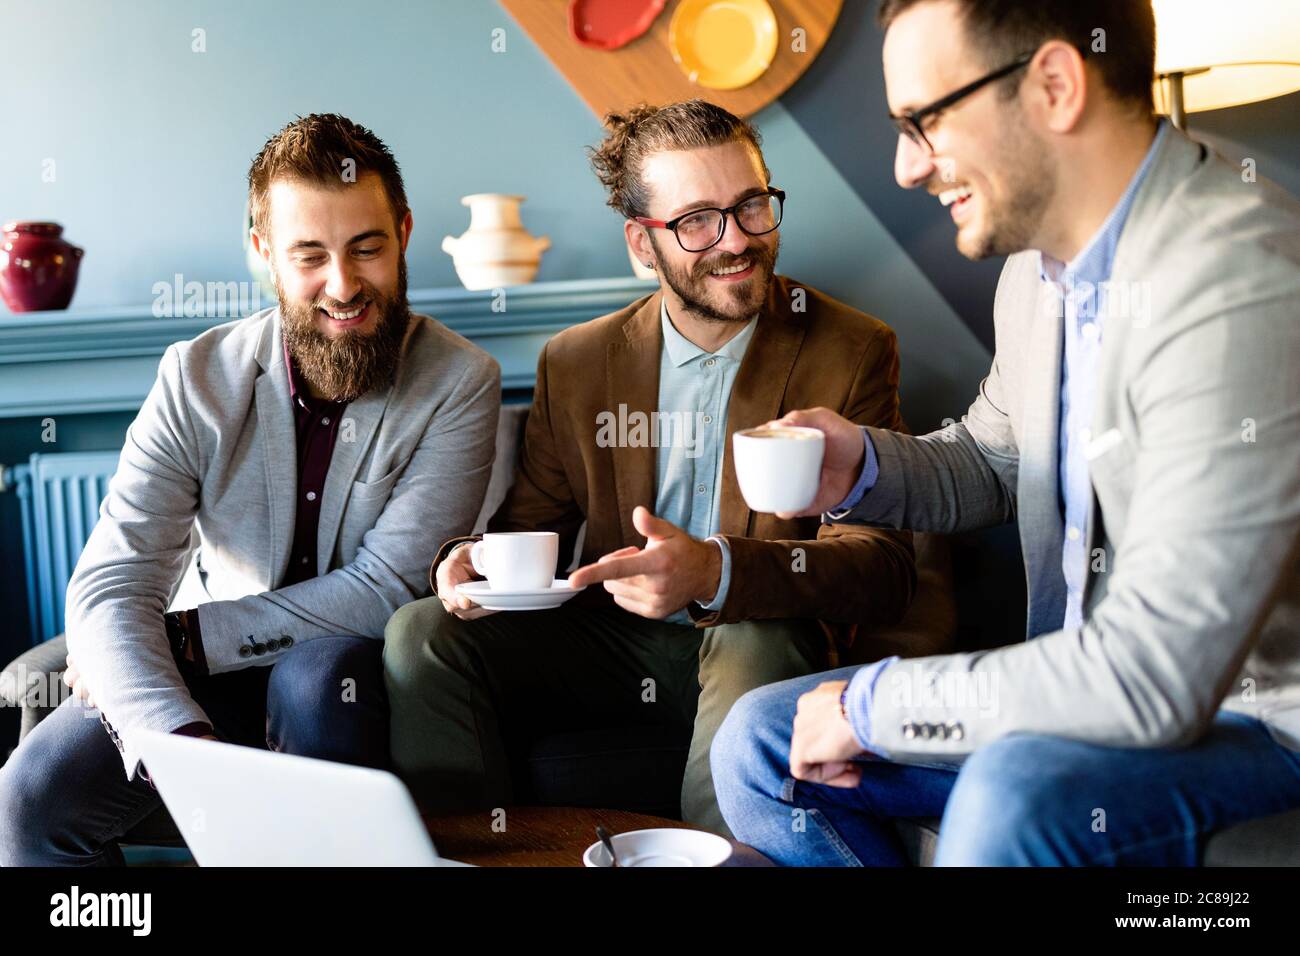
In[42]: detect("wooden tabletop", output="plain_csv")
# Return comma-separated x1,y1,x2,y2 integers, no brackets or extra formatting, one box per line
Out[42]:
424,806,773,867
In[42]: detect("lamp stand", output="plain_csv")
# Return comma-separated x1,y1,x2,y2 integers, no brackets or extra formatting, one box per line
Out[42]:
1157,67,1212,131
1166,71,1188,129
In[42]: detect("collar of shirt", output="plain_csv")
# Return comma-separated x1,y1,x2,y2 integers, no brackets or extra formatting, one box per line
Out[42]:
282,334,313,412
660,297,758,368
1039,119,1168,293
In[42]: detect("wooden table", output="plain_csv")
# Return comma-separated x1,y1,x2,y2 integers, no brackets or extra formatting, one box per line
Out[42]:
424,806,773,867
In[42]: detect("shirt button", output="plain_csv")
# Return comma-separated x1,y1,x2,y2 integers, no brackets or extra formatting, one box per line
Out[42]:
702,414,713,424
300,556,309,564
306,491,317,502
1081,322,1099,339
704,358,716,368
1067,526,1081,541
696,484,706,494
321,416,331,426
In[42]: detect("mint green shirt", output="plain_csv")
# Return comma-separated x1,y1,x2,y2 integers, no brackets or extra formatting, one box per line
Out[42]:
654,298,757,624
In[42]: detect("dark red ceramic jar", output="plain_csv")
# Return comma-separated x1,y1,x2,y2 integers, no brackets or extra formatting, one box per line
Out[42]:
0,221,85,312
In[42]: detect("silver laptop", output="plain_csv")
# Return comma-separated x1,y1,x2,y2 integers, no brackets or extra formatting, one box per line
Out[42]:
133,730,471,866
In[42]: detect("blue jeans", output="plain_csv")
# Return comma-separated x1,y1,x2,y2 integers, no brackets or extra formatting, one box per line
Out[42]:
711,666,1300,866
0,635,388,866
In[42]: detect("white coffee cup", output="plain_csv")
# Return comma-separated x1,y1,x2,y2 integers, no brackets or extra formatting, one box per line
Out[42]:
732,425,825,514
469,532,559,591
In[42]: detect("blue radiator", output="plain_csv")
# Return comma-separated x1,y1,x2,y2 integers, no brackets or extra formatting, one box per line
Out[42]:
2,451,120,645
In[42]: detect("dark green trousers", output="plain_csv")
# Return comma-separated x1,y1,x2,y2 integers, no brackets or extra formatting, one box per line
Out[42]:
383,598,827,837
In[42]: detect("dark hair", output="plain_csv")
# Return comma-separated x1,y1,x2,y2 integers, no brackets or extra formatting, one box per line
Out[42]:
248,113,409,239
877,0,1156,113
588,99,771,219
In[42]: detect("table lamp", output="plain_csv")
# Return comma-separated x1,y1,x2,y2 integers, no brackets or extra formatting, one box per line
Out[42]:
1152,0,1300,129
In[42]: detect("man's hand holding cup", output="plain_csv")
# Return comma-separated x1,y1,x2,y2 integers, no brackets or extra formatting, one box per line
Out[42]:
736,407,866,518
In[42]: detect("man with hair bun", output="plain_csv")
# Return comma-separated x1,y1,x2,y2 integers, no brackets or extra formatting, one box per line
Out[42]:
385,99,954,835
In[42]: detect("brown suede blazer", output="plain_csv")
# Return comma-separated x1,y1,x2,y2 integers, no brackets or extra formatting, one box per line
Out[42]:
433,275,923,651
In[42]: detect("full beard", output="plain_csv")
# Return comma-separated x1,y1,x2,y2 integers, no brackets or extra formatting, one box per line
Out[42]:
960,118,1057,260
277,256,411,402
651,232,779,323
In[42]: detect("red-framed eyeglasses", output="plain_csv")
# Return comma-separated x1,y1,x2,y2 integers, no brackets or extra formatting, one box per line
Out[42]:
634,187,785,253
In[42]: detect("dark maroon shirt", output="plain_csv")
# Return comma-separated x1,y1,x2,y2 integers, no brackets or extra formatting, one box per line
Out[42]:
281,335,350,587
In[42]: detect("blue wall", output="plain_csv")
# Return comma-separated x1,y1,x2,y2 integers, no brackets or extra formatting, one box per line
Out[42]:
0,0,989,423
0,0,629,302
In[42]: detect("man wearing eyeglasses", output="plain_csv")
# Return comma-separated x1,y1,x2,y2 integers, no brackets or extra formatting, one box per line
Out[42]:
384,99,955,834
711,0,1300,866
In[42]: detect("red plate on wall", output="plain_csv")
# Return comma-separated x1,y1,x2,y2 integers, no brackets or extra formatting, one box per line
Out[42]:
569,0,666,51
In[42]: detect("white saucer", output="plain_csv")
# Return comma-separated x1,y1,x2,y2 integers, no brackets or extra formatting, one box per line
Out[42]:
455,579,585,611
582,828,733,867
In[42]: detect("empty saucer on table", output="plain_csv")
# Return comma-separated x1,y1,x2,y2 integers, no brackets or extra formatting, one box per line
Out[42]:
583,828,733,867
669,0,778,90
455,579,585,612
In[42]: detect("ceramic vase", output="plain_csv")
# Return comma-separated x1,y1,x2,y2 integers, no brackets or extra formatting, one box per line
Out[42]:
0,221,85,313
442,194,550,291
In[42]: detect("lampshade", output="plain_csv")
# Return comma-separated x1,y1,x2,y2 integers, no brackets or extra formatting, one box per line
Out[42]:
1152,0,1300,114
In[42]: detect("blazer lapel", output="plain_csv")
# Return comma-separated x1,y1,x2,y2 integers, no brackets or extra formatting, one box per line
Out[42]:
719,280,807,537
254,314,297,590
607,293,662,546
316,385,394,572
1018,282,1068,637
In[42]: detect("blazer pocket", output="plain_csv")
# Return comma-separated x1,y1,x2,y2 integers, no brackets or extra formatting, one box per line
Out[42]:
1086,429,1136,536
349,465,404,502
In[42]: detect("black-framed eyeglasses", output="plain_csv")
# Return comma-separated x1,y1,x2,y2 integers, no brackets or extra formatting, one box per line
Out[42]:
890,51,1035,155
635,187,785,253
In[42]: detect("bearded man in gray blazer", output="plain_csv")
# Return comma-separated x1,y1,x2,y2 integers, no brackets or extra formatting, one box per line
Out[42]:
0,114,500,866
711,0,1300,865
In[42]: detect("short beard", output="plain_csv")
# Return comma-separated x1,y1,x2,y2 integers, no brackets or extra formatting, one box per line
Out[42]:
277,256,410,402
960,111,1057,260
650,231,778,323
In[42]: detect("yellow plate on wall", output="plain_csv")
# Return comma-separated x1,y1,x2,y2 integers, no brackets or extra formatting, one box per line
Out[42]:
669,0,779,90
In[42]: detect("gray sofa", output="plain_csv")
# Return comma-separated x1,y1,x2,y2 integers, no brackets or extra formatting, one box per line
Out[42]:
3,403,1298,864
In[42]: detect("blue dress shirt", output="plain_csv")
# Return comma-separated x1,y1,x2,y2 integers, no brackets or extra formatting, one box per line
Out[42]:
654,298,757,624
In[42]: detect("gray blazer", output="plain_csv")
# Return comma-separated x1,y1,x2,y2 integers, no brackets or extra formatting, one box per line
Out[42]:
845,127,1300,762
65,307,501,779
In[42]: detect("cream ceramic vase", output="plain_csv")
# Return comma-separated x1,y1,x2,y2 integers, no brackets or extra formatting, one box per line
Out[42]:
442,194,550,290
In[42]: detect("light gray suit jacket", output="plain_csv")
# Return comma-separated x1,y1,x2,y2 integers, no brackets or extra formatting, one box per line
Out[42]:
65,307,501,779
845,127,1300,763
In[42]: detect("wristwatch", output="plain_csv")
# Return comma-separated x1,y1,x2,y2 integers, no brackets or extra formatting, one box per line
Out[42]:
163,608,199,663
